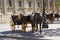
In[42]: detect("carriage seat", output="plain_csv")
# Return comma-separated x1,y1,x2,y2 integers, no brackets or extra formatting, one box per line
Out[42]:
11,15,24,25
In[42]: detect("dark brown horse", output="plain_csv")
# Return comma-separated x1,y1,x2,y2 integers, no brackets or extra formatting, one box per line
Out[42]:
46,13,55,23
55,13,60,21
46,13,60,23
31,12,43,32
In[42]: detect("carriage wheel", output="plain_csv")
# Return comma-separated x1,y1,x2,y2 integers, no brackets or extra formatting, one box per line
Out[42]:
21,23,26,32
10,20,15,31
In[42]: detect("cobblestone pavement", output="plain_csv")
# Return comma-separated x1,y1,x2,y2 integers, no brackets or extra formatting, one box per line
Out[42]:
0,22,60,40
0,38,49,40
0,28,60,40
42,28,60,36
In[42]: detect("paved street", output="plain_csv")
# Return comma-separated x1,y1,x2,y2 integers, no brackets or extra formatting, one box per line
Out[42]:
0,22,60,40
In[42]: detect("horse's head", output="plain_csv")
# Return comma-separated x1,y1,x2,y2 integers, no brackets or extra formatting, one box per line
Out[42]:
46,13,55,22
34,12,39,17
55,13,60,18
33,12,43,23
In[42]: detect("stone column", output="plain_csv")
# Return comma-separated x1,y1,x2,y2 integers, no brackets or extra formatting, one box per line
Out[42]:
0,0,2,23
47,0,50,14
14,0,16,14
40,0,43,13
32,0,37,12
3,0,6,23
23,0,25,14
53,0,56,13
24,0,28,15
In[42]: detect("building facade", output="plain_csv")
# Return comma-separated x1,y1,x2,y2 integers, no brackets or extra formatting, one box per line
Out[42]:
0,0,56,23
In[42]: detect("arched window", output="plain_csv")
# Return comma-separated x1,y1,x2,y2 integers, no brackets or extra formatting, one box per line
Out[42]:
0,0,2,7
18,1,22,7
29,2,31,7
8,0,12,7
37,2,40,7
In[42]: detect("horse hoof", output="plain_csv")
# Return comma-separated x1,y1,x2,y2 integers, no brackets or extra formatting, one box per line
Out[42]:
32,30,35,33
22,31,26,33
12,30,15,32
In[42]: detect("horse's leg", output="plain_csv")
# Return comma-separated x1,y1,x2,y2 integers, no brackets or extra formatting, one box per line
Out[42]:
17,25,19,28
10,20,15,31
21,23,26,32
40,23,42,34
32,23,35,32
57,18,59,21
35,23,38,31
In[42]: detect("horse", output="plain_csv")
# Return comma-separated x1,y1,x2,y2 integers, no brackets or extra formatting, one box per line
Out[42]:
45,13,55,23
55,13,60,21
10,14,26,32
10,13,34,32
21,15,32,32
31,12,43,33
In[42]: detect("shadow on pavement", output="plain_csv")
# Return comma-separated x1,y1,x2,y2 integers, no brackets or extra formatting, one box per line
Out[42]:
0,30,45,40
0,28,60,40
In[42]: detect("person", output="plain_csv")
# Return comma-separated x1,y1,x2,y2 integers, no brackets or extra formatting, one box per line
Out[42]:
30,12,35,21
32,12,35,16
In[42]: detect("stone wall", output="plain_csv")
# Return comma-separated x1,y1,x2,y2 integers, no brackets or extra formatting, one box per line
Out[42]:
0,0,56,23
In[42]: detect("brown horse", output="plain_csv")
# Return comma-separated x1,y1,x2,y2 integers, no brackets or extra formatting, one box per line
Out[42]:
10,14,27,32
21,15,32,32
10,14,34,32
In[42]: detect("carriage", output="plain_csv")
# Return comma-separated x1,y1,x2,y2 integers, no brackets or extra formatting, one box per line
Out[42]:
10,12,60,33
10,14,32,32
10,13,44,32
